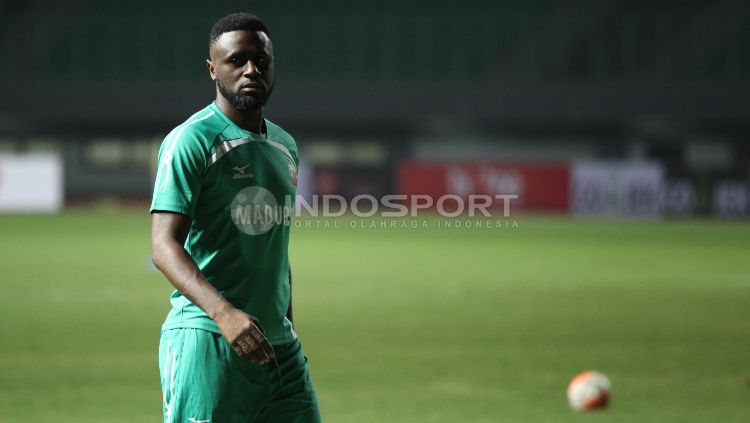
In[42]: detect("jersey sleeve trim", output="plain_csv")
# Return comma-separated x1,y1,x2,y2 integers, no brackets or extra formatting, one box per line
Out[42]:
149,203,194,216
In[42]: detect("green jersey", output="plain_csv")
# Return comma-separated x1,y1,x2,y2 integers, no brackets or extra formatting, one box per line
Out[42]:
150,102,299,345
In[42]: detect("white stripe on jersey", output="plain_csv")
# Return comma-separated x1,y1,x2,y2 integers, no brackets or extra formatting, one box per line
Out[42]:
205,136,296,169
266,138,296,166
206,136,255,167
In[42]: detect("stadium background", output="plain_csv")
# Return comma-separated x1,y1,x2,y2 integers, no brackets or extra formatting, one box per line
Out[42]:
1,1,749,422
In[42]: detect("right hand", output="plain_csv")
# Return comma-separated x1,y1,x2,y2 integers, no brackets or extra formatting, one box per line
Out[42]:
214,306,275,364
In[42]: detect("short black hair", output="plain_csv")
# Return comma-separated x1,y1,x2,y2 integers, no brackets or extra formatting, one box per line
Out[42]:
209,13,269,49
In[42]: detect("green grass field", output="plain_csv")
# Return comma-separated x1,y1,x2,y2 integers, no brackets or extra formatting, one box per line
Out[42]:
0,210,748,422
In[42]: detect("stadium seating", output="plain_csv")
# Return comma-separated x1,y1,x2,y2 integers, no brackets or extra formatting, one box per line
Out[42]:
2,0,747,83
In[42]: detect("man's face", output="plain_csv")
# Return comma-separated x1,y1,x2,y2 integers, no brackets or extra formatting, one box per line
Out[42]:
208,30,274,111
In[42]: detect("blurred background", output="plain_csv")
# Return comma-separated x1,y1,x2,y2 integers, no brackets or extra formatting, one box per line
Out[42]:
1,1,749,422
1,0,749,212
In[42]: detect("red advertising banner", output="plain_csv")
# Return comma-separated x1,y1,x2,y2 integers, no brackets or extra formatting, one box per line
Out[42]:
398,162,570,212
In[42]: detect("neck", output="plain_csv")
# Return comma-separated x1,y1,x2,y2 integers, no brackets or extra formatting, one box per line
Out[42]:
214,95,264,134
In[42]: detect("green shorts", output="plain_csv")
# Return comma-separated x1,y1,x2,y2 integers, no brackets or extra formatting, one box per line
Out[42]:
159,328,321,423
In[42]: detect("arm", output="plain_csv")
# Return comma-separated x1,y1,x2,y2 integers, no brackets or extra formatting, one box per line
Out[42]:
151,211,274,363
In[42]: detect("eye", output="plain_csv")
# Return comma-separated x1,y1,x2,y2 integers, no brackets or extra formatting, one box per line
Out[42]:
230,56,245,67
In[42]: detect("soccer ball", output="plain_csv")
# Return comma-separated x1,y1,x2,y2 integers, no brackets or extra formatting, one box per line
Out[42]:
566,370,611,411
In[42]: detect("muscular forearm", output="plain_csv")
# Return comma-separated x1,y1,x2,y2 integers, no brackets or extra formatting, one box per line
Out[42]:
152,239,232,320
151,212,274,363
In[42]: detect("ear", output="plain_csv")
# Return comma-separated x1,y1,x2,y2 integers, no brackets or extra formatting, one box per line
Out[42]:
206,59,216,81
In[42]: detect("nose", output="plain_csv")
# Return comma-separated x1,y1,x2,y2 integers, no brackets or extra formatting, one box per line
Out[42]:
243,60,260,77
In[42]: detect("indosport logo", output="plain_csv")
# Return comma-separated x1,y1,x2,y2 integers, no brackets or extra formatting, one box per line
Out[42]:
231,186,292,235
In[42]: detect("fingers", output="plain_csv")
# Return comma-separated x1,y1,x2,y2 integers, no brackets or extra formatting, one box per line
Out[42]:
258,338,275,361
236,335,267,363
233,336,261,362
248,321,275,361
232,321,275,364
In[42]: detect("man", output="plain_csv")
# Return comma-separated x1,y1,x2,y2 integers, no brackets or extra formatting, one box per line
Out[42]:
150,12,321,423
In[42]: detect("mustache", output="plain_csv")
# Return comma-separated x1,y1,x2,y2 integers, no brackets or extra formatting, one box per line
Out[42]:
240,79,264,88
216,78,273,111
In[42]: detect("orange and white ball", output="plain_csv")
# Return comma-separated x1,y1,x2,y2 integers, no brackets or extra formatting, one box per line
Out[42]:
566,370,611,411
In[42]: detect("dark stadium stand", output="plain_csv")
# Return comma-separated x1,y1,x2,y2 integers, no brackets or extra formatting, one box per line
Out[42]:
1,1,748,136
2,1,747,83
0,1,748,204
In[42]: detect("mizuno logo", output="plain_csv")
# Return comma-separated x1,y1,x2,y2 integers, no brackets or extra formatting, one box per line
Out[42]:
233,164,250,174
232,164,253,180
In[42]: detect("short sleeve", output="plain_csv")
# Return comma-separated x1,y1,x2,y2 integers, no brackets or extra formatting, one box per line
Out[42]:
290,140,300,168
150,129,208,217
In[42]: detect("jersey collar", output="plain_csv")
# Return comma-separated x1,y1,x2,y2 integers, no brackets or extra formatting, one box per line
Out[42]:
210,102,268,141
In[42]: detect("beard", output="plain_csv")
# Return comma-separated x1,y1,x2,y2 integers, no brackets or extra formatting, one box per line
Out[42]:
216,79,273,111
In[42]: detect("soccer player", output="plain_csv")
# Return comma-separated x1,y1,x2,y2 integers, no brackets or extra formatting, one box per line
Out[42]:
150,13,321,423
